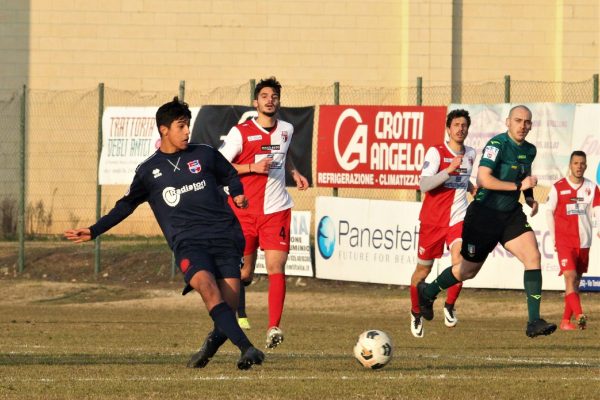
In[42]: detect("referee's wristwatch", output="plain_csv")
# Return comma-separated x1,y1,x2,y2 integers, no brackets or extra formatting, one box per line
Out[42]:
515,181,522,191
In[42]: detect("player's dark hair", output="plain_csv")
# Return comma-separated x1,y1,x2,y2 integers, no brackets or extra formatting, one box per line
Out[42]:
155,97,192,132
446,109,471,128
254,76,282,99
570,150,586,161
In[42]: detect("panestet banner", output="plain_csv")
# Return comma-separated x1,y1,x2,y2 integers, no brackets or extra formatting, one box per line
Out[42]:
255,211,313,277
99,106,199,185
315,196,421,285
315,196,600,291
316,106,447,189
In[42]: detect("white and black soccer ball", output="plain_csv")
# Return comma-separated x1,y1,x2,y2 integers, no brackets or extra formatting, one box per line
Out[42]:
353,329,393,369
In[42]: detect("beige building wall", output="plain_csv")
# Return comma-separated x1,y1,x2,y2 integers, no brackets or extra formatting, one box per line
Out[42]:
0,0,598,236
1,1,598,95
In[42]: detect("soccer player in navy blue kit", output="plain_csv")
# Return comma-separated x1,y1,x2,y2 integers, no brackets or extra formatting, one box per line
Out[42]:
64,98,264,370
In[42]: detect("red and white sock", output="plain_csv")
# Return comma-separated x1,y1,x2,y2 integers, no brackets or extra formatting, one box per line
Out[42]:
565,292,583,317
268,273,286,328
410,285,420,314
445,282,463,306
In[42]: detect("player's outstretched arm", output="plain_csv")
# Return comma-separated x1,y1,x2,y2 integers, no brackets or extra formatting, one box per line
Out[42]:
64,228,92,243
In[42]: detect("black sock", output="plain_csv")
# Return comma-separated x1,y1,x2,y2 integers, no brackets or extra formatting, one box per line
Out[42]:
237,285,247,318
424,266,460,299
209,302,252,353
524,269,542,322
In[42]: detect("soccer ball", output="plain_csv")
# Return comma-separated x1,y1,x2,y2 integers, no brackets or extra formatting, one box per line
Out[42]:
353,330,393,369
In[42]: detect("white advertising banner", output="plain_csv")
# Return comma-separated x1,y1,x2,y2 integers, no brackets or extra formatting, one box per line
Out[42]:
99,106,199,185
315,196,420,285
448,103,574,186
434,204,600,291
572,104,600,184
315,197,600,291
255,211,313,277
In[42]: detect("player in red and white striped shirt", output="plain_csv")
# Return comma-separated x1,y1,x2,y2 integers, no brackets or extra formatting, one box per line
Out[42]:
409,109,476,338
546,150,600,331
220,77,308,349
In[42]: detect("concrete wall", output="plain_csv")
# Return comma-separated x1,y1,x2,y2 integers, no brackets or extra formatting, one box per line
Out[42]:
0,0,598,236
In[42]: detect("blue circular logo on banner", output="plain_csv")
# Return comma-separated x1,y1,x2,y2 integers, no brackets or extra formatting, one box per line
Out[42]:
596,161,600,184
317,216,335,259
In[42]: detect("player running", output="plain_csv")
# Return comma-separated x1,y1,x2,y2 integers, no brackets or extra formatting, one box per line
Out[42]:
65,98,264,370
409,109,476,338
418,105,557,338
219,77,309,348
546,150,600,330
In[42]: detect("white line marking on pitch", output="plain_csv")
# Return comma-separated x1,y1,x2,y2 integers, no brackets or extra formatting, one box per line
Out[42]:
1,375,600,383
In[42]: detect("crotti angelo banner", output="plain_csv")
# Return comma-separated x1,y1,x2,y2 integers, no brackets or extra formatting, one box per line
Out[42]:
317,105,447,189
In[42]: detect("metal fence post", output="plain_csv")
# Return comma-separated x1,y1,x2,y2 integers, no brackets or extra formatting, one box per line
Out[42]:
332,81,340,197
504,75,511,103
95,83,104,276
17,84,26,273
249,79,256,105
171,82,187,279
179,80,185,102
415,77,422,202
593,74,599,103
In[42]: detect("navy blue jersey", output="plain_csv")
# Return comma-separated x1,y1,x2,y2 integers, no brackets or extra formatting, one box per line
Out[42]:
89,144,244,249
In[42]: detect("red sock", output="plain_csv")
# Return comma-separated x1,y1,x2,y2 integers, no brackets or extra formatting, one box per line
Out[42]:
268,273,286,328
562,295,572,321
565,292,583,317
445,282,463,305
410,285,420,314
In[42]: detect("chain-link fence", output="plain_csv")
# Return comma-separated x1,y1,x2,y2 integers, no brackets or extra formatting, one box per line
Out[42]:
1,76,598,271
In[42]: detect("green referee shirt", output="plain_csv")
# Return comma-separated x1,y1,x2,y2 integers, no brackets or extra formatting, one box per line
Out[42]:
474,131,537,211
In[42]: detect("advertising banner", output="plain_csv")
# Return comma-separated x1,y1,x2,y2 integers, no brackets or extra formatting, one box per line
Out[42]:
99,106,199,185
572,104,600,184
191,105,314,186
316,106,447,189
316,197,600,291
315,196,421,284
255,211,313,277
448,103,574,186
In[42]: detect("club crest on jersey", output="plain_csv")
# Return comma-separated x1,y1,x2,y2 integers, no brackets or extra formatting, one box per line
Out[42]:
187,160,202,174
585,187,591,196
483,146,499,161
152,168,162,178
281,131,288,143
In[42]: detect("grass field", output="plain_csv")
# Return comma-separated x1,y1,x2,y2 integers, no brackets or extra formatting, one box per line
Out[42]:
0,279,599,400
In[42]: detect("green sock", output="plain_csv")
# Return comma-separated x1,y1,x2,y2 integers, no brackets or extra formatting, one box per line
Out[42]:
424,267,460,299
524,269,542,322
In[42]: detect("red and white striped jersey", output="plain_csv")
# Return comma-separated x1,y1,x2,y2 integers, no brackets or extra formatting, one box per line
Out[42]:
219,118,294,215
418,143,475,227
547,177,600,249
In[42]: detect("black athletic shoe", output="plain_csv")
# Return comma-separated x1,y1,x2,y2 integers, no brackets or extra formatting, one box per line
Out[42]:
237,346,265,370
186,331,227,368
526,319,557,338
417,282,436,321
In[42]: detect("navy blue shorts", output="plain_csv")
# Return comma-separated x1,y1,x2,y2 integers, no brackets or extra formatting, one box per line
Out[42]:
460,201,533,263
175,237,244,295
